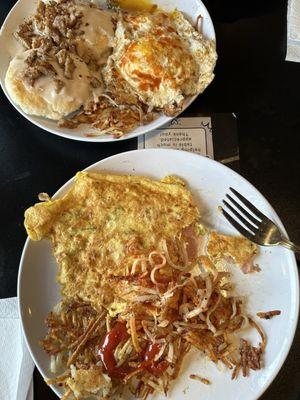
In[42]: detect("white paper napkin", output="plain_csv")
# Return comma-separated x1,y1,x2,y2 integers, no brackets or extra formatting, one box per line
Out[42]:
0,297,34,400
286,0,300,61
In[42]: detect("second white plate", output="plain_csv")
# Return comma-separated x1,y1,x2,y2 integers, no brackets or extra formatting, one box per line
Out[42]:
18,149,299,400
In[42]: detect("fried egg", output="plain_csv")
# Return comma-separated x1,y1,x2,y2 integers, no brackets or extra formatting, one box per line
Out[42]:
104,10,217,112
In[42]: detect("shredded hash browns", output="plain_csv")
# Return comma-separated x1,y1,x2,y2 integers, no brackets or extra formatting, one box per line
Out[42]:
42,247,272,399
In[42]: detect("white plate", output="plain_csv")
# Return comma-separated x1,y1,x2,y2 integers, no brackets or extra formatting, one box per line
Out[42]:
0,0,215,142
18,149,299,399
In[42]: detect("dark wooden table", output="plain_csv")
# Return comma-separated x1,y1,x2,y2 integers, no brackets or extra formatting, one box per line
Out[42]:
1,0,299,399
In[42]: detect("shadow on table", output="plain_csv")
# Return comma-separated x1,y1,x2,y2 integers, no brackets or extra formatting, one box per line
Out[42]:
206,0,283,23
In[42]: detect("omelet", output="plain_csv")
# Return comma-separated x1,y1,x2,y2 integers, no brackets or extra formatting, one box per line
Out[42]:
207,231,259,273
24,172,199,310
104,10,217,114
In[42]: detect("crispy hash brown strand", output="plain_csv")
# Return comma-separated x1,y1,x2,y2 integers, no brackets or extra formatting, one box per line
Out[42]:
189,374,210,385
256,310,281,320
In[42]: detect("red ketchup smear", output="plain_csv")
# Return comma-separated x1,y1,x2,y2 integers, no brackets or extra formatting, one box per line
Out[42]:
97,321,130,379
141,342,169,376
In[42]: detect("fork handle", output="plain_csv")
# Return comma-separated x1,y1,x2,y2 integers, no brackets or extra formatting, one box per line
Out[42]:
280,239,300,254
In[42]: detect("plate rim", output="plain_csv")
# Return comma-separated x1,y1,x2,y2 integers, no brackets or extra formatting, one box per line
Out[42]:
18,149,299,399
0,0,216,142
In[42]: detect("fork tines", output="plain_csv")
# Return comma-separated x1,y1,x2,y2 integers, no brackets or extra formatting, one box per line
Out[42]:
221,188,264,240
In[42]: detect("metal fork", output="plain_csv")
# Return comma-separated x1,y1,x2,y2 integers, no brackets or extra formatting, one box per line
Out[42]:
221,187,300,253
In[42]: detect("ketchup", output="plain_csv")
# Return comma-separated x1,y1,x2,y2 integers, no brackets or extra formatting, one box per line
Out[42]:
98,322,168,379
144,342,160,363
141,342,169,376
97,321,130,378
